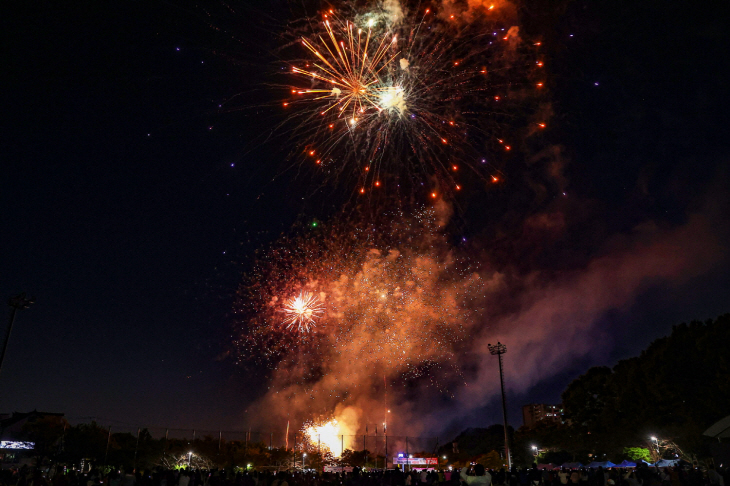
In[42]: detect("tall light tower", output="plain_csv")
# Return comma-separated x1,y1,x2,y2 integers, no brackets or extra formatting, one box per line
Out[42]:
488,341,511,468
1,293,34,377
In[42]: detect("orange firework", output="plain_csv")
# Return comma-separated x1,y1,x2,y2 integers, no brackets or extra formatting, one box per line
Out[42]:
292,17,401,125
278,1,545,196
282,291,325,332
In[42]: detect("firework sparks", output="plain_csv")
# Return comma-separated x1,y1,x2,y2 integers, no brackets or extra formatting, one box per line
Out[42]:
279,0,545,195
282,291,325,332
292,18,401,123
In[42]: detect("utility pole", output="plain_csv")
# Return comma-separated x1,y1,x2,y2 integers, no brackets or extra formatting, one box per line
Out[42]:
104,426,112,465
488,341,511,469
1,293,34,377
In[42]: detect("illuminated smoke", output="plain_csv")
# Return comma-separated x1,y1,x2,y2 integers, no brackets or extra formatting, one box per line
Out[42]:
233,203,723,436
382,0,404,26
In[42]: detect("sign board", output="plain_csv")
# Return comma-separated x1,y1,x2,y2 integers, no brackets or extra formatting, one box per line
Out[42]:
0,441,35,450
393,458,438,465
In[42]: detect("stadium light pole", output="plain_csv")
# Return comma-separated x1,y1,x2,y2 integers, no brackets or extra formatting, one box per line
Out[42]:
488,341,511,469
1,293,34,378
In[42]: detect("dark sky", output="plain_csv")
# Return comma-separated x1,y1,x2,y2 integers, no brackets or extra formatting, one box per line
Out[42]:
2,0,729,439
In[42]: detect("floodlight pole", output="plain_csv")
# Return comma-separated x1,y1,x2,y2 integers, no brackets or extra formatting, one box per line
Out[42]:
488,341,511,469
1,293,34,377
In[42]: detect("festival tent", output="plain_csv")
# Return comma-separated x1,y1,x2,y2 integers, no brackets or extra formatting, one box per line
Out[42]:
561,462,584,469
616,461,637,468
587,461,616,468
538,464,556,470
654,459,679,467
704,415,730,439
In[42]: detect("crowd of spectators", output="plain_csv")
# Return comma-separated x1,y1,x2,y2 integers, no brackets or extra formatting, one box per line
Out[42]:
0,462,727,486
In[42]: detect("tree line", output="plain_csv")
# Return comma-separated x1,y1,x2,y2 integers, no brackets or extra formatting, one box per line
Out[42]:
515,314,730,464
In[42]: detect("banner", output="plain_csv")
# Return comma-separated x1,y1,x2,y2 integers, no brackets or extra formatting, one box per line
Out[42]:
393,458,438,465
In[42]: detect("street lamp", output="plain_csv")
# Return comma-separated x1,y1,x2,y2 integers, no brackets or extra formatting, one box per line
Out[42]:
650,436,660,458
1,293,34,377
187,451,193,466
488,341,511,468
303,453,307,470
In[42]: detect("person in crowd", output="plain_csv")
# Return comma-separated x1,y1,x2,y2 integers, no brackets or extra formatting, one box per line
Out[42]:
569,470,579,485
528,466,541,486
626,472,641,486
460,465,491,486
708,465,724,486
121,469,136,486
558,470,569,486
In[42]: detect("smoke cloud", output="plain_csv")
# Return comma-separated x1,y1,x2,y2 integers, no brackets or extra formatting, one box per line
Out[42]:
381,0,404,26
235,194,724,442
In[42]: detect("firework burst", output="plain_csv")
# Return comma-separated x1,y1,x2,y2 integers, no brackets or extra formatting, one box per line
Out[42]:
282,291,325,332
280,0,546,196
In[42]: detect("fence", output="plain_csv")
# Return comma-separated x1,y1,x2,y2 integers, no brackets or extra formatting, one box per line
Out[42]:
68,417,445,464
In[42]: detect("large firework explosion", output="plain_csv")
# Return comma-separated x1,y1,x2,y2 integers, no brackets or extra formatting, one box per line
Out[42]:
227,0,553,439
278,0,547,197
231,202,481,393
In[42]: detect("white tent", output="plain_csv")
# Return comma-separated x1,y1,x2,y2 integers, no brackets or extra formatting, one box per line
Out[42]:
704,415,730,439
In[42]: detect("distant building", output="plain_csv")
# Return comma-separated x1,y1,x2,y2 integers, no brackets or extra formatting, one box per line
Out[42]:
522,404,564,428
1,410,65,468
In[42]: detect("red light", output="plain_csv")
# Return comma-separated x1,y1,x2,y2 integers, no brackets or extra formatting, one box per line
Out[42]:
431,192,437,198
375,181,381,187
360,188,365,194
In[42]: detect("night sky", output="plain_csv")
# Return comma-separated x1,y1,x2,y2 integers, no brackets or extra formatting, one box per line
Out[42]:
2,0,729,439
